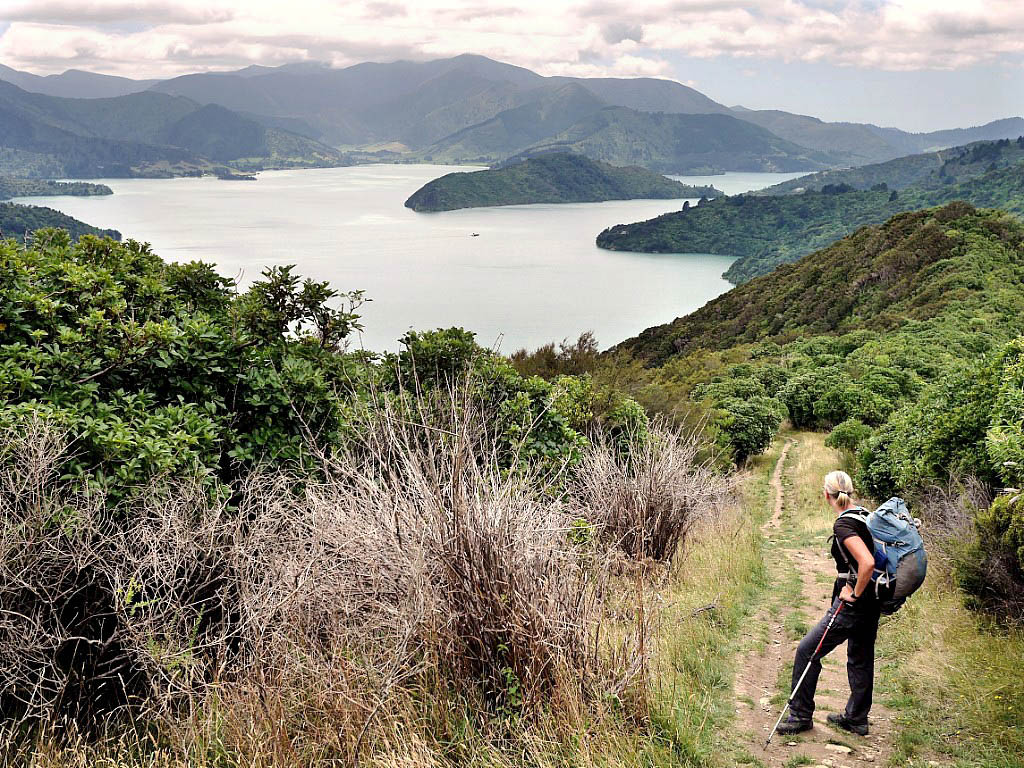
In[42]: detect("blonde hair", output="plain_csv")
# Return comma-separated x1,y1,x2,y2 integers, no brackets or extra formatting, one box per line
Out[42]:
824,470,854,507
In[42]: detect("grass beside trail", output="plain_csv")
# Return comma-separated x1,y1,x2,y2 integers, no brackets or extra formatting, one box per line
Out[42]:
642,441,779,767
3,443,778,768
877,571,1024,768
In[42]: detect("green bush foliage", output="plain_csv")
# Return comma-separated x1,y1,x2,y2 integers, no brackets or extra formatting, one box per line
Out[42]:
853,337,1024,616
0,231,643,498
712,395,785,463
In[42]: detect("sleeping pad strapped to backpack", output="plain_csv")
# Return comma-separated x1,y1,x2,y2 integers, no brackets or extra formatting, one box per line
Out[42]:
838,497,928,614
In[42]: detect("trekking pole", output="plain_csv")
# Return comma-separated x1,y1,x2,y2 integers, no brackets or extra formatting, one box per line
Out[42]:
764,601,845,749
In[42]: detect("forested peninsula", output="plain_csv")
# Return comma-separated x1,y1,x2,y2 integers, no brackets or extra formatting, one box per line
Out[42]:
0,202,120,240
0,178,112,200
597,136,1024,283
404,153,719,212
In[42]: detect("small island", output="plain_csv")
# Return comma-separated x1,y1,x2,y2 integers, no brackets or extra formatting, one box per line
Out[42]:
404,153,722,212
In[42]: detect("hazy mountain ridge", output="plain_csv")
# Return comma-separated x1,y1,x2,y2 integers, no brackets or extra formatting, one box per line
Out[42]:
404,152,719,212
0,63,157,99
732,110,1024,165
146,54,731,151
0,80,349,177
419,83,609,162
513,107,833,174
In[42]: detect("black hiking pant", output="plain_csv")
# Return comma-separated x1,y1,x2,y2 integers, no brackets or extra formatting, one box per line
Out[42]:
789,596,880,725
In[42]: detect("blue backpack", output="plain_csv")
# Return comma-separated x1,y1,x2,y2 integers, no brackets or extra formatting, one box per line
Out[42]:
838,497,928,614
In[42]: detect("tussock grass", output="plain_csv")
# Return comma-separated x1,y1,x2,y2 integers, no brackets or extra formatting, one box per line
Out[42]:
569,426,734,563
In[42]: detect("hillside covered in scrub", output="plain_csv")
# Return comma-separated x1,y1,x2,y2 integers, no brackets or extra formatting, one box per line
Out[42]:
596,203,1024,617
596,136,1024,283
617,202,1024,364
404,153,718,212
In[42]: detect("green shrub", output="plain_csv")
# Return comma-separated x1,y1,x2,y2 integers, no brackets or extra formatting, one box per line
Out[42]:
388,327,480,390
825,418,873,456
714,396,785,464
857,364,1000,498
780,369,845,429
955,494,1024,620
977,495,1024,579
987,338,1024,489
855,337,1024,616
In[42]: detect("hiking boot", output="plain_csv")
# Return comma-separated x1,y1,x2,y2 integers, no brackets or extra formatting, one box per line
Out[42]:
775,716,813,735
827,712,868,736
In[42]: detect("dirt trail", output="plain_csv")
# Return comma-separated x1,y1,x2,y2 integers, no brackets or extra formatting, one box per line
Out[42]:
733,437,894,768
764,439,792,534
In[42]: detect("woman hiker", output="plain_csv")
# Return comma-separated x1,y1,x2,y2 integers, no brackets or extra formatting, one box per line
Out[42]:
776,470,879,737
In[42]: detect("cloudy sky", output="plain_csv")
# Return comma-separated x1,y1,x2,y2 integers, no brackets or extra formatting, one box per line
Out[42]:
1,0,1022,131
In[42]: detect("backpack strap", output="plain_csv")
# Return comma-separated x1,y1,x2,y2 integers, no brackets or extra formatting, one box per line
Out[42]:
837,507,868,523
834,508,894,592
832,508,871,583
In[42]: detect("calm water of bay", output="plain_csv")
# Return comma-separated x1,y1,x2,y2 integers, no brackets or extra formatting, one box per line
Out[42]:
21,166,804,352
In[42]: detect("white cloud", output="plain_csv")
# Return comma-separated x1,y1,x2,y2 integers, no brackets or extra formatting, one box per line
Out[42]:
2,1,234,25
1,0,1022,79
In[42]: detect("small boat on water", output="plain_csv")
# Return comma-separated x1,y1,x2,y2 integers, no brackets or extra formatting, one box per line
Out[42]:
470,232,480,237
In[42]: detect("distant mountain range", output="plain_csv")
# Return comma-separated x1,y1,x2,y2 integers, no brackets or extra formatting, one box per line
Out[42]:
1,54,1022,177
0,63,158,99
505,108,832,174
729,109,1024,166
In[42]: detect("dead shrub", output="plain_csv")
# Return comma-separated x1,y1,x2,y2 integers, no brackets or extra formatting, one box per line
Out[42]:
0,418,149,730
568,424,734,563
919,478,1024,623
